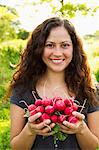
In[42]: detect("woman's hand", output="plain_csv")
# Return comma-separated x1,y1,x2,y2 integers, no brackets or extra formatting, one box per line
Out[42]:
27,112,55,136
58,111,86,135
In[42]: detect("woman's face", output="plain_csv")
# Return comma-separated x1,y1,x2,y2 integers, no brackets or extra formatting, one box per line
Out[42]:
42,26,73,73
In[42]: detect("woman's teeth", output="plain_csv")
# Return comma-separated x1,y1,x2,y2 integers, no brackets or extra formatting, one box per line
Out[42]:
51,59,63,63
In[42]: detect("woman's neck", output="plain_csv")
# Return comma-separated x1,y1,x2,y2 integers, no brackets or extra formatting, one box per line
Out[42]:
43,70,65,87
36,70,75,99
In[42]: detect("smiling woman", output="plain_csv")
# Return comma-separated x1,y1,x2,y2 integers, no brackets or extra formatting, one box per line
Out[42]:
7,17,99,150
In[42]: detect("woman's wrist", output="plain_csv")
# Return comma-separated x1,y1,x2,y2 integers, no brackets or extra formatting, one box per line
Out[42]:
76,121,87,135
25,122,37,137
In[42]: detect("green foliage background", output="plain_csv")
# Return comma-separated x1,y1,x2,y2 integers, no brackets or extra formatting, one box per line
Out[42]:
0,40,25,149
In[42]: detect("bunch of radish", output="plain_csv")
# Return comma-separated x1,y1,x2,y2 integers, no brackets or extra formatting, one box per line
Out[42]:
20,95,80,124
20,93,86,145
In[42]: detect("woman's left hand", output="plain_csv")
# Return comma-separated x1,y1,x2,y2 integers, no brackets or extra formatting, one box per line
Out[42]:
58,111,86,135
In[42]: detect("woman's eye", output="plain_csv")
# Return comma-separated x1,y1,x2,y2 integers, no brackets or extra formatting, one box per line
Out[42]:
62,43,70,48
45,43,53,48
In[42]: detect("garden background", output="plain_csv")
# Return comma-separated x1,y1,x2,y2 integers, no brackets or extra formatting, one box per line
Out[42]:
0,0,99,149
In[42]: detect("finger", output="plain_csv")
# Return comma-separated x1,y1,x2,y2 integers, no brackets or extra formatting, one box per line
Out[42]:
31,119,51,130
72,111,85,120
36,123,55,136
39,131,55,136
63,120,77,130
50,123,55,128
75,120,85,130
57,123,71,131
61,129,75,134
42,123,55,133
28,112,42,123
34,129,54,136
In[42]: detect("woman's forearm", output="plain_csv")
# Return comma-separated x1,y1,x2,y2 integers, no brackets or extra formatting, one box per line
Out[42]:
11,123,36,150
76,121,99,150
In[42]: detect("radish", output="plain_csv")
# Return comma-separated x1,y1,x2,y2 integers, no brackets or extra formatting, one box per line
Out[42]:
53,96,62,101
64,98,73,106
19,100,36,111
30,109,37,116
28,104,36,111
50,115,58,123
35,99,42,106
54,100,66,111
45,105,55,114
42,98,53,106
58,114,66,123
72,103,78,111
68,115,78,123
52,96,62,106
40,113,50,121
64,107,73,115
36,106,45,113
32,91,42,106
29,105,44,117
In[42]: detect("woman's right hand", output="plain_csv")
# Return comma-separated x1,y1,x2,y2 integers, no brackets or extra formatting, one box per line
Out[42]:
27,112,55,136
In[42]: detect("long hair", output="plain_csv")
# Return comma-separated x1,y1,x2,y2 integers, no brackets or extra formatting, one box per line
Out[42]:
8,17,98,106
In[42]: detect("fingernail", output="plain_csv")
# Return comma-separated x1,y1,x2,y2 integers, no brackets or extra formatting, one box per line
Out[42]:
38,112,42,116
72,111,76,115
44,119,51,124
52,123,55,126
63,120,67,125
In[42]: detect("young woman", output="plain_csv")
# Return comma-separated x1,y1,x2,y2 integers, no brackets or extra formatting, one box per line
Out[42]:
9,17,99,150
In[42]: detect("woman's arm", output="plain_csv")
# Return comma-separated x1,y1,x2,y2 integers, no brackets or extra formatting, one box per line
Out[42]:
10,104,55,150
76,111,99,150
10,104,37,150
60,111,99,150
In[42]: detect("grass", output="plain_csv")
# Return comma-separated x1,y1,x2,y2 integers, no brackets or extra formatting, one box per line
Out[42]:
0,120,11,150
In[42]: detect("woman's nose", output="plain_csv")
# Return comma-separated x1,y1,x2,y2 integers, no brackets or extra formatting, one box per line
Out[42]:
53,46,62,56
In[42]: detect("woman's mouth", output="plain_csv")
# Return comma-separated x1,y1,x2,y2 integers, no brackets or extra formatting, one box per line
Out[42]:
51,59,64,64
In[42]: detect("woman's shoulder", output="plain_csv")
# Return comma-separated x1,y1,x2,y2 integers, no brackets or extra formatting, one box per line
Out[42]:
10,85,36,109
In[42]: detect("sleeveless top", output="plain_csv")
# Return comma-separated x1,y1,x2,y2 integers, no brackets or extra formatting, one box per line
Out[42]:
10,86,99,150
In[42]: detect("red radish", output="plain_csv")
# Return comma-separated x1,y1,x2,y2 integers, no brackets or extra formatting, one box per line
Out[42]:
36,106,44,113
68,115,78,123
54,100,66,111
40,113,50,121
32,91,42,106
42,98,52,106
19,100,36,111
28,104,36,111
72,103,78,111
30,109,37,116
64,98,73,106
52,96,62,106
64,107,73,115
58,114,66,123
35,99,42,106
50,115,58,123
53,96,62,101
45,105,55,114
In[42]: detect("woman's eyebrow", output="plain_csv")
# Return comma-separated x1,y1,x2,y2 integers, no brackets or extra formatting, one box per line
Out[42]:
61,40,72,43
46,41,53,43
46,40,72,44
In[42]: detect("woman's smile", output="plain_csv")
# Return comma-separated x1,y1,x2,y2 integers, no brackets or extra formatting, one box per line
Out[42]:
50,58,65,65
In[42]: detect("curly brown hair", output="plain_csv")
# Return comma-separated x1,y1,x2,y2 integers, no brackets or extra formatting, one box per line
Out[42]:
8,17,98,106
